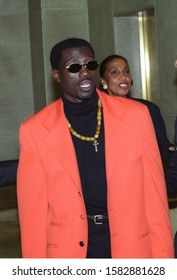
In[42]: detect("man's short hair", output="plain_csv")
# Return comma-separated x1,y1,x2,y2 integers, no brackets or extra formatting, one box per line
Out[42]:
50,38,95,70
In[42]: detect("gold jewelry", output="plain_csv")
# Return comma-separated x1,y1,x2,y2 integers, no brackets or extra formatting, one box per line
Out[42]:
66,99,102,152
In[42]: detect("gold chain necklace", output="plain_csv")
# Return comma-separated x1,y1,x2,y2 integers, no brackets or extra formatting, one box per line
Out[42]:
66,98,102,152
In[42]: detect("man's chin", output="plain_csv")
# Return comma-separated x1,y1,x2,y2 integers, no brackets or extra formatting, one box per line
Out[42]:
78,89,95,100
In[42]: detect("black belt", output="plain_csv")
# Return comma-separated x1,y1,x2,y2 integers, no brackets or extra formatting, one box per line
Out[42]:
87,214,108,224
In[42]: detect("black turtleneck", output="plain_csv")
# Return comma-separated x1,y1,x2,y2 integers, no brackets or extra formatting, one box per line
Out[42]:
61,90,108,215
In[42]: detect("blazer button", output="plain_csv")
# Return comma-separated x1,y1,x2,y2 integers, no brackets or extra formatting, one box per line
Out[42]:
79,241,84,247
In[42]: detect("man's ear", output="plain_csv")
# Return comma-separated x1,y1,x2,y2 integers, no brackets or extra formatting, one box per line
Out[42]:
52,69,60,82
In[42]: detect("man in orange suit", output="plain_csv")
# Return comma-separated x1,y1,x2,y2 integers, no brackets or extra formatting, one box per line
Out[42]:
17,38,174,258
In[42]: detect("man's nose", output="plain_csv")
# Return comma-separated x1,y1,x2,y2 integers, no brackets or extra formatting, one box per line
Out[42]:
79,64,89,76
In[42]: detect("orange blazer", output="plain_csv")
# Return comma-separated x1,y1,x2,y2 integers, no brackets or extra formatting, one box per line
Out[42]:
17,89,174,258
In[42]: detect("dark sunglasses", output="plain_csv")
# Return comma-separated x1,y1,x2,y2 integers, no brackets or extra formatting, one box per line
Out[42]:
65,60,99,73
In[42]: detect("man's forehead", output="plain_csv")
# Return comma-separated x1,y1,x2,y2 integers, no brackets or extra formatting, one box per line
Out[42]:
61,47,94,62
62,46,93,55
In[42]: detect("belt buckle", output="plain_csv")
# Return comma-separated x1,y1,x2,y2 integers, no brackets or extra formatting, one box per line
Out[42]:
94,214,102,224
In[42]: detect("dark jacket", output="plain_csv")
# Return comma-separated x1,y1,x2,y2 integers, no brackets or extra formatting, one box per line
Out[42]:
131,98,173,168
165,117,177,196
0,159,18,187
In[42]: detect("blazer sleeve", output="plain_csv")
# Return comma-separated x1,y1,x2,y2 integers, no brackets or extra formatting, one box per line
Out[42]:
137,99,173,167
147,104,173,167
165,150,177,196
17,123,48,257
141,107,174,257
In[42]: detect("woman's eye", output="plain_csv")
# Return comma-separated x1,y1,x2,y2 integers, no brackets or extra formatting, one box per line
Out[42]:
125,69,130,74
110,70,118,75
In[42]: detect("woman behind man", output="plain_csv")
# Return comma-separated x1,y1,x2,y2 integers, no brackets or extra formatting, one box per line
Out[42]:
99,54,174,168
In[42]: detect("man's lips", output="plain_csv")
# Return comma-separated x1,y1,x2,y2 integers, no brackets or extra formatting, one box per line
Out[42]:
79,79,93,89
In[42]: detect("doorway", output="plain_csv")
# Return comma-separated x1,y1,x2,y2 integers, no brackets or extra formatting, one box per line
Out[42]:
114,8,159,104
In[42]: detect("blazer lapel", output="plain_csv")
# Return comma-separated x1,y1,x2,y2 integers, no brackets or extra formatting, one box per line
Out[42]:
43,100,82,191
98,91,127,184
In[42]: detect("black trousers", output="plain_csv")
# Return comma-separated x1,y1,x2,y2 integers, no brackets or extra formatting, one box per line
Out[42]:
86,220,111,258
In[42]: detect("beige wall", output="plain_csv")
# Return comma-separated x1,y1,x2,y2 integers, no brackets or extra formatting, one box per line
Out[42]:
0,0,33,160
88,0,115,64
38,0,89,105
155,0,177,142
0,0,89,160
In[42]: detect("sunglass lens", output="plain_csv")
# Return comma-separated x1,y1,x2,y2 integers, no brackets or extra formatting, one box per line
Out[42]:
68,64,81,73
67,61,99,73
87,61,99,70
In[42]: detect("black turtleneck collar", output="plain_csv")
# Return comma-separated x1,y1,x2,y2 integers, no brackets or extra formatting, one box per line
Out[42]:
60,88,98,117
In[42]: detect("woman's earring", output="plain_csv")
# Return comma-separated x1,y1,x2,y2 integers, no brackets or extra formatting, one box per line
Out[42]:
103,84,108,90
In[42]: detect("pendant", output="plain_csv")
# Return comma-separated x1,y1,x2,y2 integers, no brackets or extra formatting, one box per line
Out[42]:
93,140,99,152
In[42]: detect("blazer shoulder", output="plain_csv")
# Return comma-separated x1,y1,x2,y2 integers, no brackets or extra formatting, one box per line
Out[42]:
97,89,149,124
97,89,147,111
132,98,160,112
116,95,149,114
21,99,61,127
